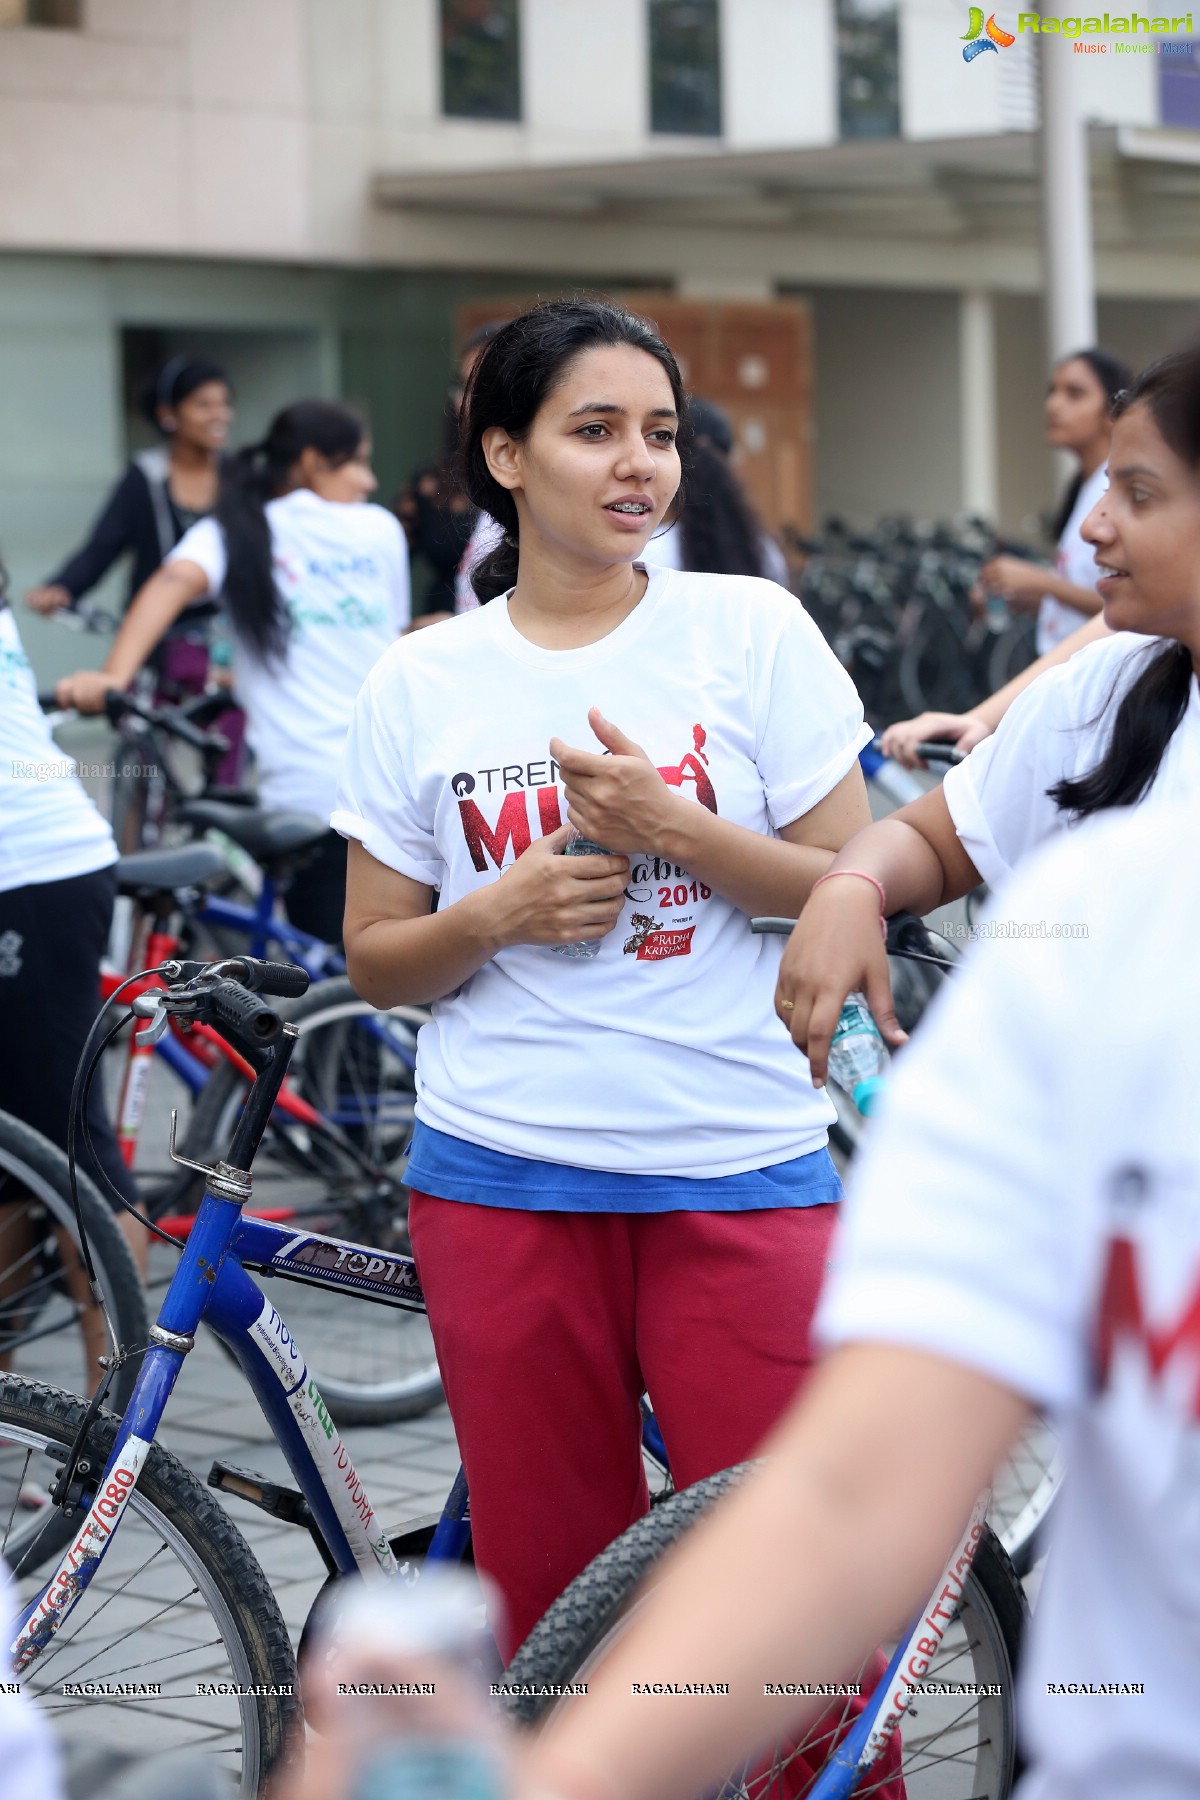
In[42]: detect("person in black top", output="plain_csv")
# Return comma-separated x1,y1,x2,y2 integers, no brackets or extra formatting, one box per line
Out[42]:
25,355,233,618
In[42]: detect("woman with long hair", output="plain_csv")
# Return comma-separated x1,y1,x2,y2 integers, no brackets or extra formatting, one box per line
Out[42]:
881,345,1131,765
774,342,1200,1078
333,297,899,1781
56,400,410,944
642,396,789,583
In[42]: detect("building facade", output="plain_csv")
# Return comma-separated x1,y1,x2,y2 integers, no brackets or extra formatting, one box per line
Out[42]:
4,0,1200,643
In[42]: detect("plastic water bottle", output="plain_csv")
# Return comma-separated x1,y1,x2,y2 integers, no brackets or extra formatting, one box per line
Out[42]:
315,1572,506,1800
551,825,612,962
827,993,889,1116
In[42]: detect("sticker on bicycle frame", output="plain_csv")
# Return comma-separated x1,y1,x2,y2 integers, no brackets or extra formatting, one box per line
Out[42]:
250,1299,397,1577
12,1433,152,1672
118,1055,153,1140
273,1233,424,1308
863,1511,987,1765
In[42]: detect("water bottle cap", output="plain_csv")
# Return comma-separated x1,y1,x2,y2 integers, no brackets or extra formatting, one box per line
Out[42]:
853,1076,887,1117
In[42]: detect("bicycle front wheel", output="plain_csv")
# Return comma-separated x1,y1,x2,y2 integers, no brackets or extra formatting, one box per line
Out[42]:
501,1465,1025,1799
0,1375,298,1795
169,980,442,1424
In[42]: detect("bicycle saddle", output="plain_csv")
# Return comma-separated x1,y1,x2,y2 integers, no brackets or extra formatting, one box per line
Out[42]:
174,799,329,868
116,843,227,899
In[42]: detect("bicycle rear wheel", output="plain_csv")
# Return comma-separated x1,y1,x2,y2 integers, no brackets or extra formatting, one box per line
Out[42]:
500,1465,1025,1799
166,981,442,1424
0,1376,298,1796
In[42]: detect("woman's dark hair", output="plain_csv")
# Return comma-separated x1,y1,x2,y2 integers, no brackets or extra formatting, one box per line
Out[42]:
138,356,231,431
216,399,367,660
1048,345,1198,819
458,298,687,602
1048,347,1133,541
672,397,768,579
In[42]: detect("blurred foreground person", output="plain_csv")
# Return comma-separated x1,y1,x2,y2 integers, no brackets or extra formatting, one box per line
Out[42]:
522,800,1200,1800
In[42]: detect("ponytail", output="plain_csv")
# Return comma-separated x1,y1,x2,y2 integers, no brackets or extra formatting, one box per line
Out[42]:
216,399,366,660
1049,639,1194,818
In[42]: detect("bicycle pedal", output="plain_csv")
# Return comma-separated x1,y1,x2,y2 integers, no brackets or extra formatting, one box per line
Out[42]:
208,1460,338,1574
208,1460,312,1526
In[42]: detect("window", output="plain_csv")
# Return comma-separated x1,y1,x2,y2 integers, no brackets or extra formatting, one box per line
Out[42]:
0,0,81,24
441,0,521,122
649,0,722,137
1159,39,1200,130
837,0,900,139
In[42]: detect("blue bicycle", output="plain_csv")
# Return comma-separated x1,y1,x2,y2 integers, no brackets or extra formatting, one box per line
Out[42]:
0,957,1023,1798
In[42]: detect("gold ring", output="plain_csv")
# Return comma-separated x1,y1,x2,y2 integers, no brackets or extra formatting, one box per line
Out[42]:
779,999,795,1011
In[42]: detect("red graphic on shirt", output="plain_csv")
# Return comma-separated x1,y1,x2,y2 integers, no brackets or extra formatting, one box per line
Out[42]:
1095,1234,1200,1416
454,725,714,873
657,725,716,814
634,925,695,962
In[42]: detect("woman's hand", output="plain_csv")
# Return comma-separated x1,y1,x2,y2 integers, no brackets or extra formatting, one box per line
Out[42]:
486,824,630,950
775,881,907,1085
24,583,72,615
973,555,1048,614
54,670,118,714
879,711,992,768
549,710,685,853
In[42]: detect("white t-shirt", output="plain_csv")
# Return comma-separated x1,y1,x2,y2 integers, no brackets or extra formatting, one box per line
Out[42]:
942,630,1199,891
170,490,410,817
333,566,872,1176
0,607,117,894
1037,463,1106,655
817,805,1200,1800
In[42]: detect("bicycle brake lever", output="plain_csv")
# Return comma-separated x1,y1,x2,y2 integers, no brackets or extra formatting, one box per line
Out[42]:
131,991,170,1048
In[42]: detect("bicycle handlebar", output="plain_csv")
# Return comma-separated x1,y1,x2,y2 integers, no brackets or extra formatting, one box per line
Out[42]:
207,982,283,1048
913,741,966,767
102,688,228,755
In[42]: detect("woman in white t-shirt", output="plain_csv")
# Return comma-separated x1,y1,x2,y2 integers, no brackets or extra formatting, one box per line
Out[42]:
333,299,892,1727
973,347,1130,658
57,401,410,943
0,593,144,1256
774,344,1200,1080
520,803,1200,1800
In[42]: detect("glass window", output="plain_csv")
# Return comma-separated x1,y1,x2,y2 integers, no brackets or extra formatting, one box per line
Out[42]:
649,0,722,137
1159,39,1200,130
441,0,521,122
837,0,900,139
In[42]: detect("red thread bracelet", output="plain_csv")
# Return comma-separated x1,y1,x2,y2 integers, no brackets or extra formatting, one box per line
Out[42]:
811,869,888,940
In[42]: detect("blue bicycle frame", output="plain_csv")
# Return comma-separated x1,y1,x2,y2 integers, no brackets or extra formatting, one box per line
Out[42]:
13,1017,990,1800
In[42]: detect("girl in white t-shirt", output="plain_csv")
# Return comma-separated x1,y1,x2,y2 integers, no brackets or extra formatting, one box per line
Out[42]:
775,344,1200,1080
973,347,1130,657
57,400,410,943
333,299,893,1738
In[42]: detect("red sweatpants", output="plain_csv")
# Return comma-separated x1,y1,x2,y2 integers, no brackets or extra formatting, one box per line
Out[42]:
408,1194,904,1796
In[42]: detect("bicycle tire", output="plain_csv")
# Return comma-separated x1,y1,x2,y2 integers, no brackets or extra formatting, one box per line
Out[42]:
0,1375,298,1794
898,611,983,719
109,730,162,855
166,980,443,1425
986,617,1038,695
0,1110,147,1409
500,1464,1025,1799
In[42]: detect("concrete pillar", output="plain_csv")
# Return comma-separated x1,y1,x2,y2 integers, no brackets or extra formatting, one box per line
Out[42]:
959,289,998,522
1037,26,1097,368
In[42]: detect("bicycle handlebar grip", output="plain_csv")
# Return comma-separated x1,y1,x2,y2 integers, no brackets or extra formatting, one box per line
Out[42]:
750,917,798,937
236,959,310,1000
206,980,283,1048
914,741,966,766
